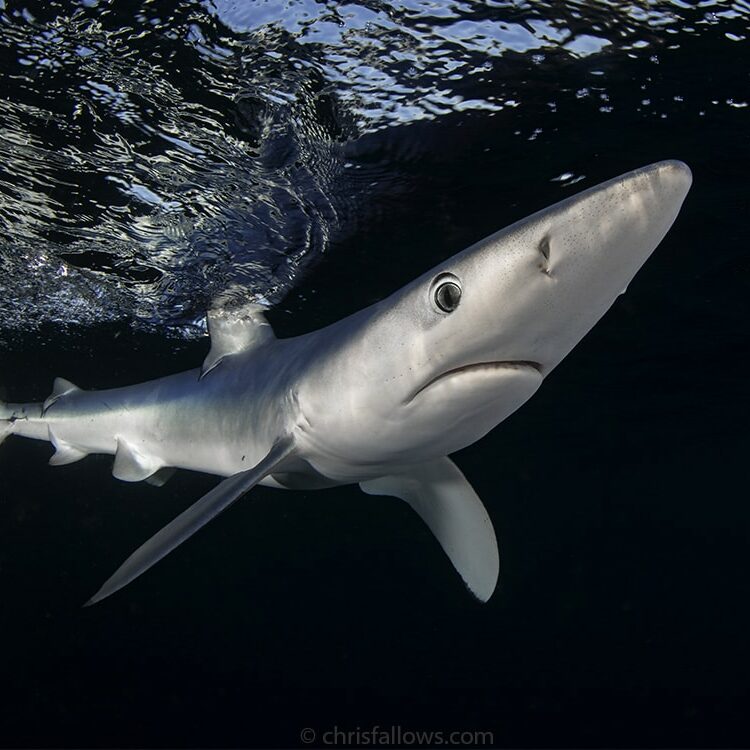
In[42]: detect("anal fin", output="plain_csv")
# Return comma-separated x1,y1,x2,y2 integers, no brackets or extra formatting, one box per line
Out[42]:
48,427,88,466
112,438,163,482
360,457,499,602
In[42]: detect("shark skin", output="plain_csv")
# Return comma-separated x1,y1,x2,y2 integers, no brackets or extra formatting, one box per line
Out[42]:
0,160,692,605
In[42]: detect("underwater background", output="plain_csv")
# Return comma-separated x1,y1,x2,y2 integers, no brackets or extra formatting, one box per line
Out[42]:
0,0,748,746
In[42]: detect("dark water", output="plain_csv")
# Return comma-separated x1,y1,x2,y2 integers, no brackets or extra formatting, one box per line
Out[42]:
0,0,748,747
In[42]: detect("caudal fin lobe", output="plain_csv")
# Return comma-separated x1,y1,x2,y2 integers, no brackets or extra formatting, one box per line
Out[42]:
0,398,14,445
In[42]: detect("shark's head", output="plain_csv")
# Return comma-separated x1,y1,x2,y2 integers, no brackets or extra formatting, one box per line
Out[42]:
298,161,692,479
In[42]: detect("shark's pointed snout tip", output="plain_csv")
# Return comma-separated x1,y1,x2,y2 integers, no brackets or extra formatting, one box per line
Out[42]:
654,158,693,192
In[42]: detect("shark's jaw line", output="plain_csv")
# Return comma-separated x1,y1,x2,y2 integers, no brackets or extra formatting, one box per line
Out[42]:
406,360,544,404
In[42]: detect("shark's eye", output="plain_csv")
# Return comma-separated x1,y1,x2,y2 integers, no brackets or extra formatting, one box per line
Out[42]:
434,280,461,313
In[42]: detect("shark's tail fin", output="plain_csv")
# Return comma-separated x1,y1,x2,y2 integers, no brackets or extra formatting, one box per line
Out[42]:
0,400,14,445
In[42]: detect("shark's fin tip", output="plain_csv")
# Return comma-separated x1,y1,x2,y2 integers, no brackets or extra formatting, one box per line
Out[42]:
94,436,295,601
145,467,177,487
361,457,499,603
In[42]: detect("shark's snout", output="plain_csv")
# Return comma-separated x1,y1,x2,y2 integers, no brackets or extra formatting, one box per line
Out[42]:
436,160,693,377
615,159,692,237
523,160,690,371
651,159,693,192
296,160,692,475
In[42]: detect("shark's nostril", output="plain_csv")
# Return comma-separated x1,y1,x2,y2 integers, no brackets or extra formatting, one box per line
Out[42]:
539,236,551,261
538,236,551,275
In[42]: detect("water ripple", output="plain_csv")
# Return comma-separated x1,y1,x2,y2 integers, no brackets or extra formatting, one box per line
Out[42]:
0,0,747,337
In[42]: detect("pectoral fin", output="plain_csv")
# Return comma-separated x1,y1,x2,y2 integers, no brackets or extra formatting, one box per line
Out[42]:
360,457,499,602
85,436,295,606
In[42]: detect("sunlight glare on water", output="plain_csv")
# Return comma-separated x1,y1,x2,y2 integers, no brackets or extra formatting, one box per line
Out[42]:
0,0,747,337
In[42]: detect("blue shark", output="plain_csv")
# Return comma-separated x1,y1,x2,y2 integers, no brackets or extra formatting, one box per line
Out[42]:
0,160,692,605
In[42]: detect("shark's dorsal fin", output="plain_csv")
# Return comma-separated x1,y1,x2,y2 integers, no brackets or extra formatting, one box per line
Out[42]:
48,427,88,466
85,436,295,606
42,377,81,414
360,457,499,602
201,304,275,379
112,438,163,482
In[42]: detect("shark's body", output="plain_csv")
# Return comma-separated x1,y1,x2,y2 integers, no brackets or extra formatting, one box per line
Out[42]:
0,161,692,604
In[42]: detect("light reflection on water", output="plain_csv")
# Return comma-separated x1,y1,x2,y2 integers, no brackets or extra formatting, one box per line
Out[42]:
0,0,746,336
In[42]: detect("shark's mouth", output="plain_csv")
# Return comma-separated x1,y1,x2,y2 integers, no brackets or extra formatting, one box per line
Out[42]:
407,360,543,404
